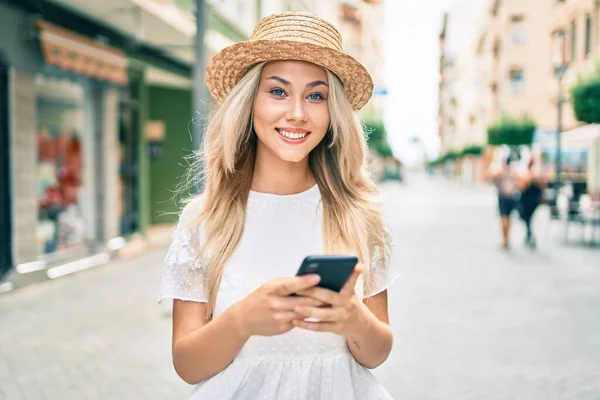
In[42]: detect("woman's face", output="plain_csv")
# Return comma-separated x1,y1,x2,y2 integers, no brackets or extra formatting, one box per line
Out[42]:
253,60,330,163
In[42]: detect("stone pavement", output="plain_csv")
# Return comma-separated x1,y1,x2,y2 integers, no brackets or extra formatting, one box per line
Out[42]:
375,174,600,400
1,173,599,400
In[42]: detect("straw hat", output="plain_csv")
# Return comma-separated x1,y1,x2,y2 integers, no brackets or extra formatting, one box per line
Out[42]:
205,11,373,111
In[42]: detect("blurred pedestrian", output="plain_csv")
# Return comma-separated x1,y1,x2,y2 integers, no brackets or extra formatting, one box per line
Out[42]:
517,157,545,249
488,155,521,249
158,12,399,400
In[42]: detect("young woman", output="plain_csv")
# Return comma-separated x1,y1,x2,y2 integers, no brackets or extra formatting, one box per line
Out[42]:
159,12,400,400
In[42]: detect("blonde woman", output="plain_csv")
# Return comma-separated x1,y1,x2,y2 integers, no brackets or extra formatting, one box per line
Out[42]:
159,12,400,400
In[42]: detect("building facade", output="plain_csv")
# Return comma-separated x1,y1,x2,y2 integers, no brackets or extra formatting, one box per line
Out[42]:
487,0,556,129
550,0,600,196
438,1,489,154
0,2,129,287
549,0,600,131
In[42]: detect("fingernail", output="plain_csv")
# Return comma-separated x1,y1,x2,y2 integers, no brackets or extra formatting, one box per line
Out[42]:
309,275,320,284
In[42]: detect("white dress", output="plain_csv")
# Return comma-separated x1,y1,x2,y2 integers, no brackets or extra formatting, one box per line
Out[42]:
159,184,401,400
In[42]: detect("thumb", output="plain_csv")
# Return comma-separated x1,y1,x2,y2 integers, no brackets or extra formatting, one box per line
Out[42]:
340,264,364,297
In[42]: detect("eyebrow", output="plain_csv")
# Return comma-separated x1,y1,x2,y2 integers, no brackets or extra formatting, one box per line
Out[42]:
266,76,329,88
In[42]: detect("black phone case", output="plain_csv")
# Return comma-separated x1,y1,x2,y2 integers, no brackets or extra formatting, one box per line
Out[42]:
296,255,358,292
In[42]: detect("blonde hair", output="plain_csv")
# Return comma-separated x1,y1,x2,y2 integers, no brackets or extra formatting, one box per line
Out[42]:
183,62,390,319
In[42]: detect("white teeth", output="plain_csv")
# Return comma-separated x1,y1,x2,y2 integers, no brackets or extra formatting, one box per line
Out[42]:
278,130,307,140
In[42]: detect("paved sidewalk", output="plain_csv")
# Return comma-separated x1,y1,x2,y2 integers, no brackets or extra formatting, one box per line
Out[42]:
0,250,190,400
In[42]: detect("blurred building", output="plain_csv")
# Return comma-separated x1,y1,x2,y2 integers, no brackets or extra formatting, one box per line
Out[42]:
0,1,132,284
438,1,489,183
441,0,558,147
550,0,600,196
439,1,489,154
549,0,600,131
485,0,556,129
437,0,600,184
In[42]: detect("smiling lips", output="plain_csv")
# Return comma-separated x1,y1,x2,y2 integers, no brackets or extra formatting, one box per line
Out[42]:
276,128,311,142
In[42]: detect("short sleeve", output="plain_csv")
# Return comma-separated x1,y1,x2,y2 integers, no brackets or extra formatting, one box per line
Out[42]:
364,226,400,298
158,197,208,307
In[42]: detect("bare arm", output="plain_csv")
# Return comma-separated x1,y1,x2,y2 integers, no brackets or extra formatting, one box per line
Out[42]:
171,274,322,385
171,301,249,385
345,291,393,369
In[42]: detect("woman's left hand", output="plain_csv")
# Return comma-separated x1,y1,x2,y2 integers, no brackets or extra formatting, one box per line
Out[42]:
292,264,366,335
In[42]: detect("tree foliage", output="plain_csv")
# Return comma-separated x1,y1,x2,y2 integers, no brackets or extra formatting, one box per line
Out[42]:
363,119,393,157
487,116,536,146
571,75,600,124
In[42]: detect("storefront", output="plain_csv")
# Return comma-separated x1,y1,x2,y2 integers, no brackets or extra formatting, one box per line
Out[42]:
0,53,12,279
0,2,127,283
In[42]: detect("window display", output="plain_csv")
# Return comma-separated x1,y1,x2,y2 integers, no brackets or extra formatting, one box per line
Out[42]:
36,75,87,255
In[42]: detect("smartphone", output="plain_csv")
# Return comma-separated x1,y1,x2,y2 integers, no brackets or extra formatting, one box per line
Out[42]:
295,255,358,293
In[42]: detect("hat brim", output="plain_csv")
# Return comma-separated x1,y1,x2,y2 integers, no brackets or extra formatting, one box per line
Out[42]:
206,40,374,111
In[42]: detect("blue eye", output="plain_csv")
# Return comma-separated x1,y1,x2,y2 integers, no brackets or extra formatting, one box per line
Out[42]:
270,88,286,97
308,93,324,101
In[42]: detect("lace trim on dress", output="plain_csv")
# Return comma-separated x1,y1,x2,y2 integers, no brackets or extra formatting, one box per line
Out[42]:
159,202,209,305
362,225,399,299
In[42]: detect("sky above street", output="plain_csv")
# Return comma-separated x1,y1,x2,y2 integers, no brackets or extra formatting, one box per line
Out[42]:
382,0,486,166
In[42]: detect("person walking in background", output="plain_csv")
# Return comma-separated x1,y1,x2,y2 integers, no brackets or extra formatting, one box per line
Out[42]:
518,157,546,249
488,156,521,250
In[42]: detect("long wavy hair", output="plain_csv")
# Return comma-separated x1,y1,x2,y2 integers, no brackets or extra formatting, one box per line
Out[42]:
182,62,390,319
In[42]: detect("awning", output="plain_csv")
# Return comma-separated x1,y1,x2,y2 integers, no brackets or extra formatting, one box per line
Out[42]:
37,20,128,85
562,124,600,149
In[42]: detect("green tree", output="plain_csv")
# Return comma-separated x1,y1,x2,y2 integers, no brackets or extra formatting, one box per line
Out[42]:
487,116,536,146
363,119,393,157
461,145,484,156
571,74,600,124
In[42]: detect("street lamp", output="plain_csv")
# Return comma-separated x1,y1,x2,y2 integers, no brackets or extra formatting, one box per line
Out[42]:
551,30,569,217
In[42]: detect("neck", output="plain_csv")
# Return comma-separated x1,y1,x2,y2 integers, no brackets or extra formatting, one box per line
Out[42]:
251,145,316,195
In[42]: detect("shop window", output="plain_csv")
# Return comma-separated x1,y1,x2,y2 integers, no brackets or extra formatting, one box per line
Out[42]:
35,75,87,255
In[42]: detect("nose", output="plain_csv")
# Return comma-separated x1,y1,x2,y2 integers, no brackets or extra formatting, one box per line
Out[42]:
284,96,308,122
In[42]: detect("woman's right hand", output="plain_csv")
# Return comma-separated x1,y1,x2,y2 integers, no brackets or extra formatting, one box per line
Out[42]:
232,274,323,337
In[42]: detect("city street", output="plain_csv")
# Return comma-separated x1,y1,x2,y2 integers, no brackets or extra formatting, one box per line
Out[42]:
1,174,599,400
